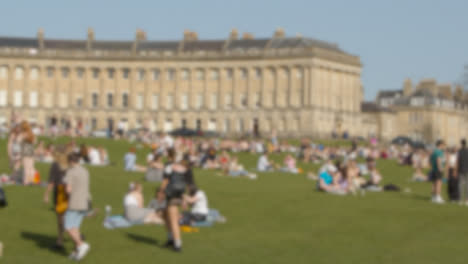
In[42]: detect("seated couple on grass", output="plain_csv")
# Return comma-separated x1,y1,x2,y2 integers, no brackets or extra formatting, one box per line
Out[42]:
123,182,163,224
317,158,383,195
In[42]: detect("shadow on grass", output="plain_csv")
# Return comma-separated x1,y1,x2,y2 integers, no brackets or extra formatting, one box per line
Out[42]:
20,231,68,256
126,233,159,246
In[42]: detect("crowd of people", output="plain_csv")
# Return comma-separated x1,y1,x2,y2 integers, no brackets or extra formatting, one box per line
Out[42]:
3,114,468,260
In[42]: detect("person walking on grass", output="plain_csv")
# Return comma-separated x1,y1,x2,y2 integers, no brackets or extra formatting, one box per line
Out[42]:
457,139,468,206
63,153,91,260
430,140,446,204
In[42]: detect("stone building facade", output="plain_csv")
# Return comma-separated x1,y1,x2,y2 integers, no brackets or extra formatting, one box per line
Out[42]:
0,28,363,137
372,79,468,145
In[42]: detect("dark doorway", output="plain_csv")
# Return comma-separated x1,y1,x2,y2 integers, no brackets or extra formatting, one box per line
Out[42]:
181,119,187,129
253,118,259,137
107,118,114,138
196,119,201,131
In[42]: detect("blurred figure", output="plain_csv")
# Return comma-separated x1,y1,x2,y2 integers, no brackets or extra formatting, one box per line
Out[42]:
457,139,468,206
124,183,162,224
43,145,69,250
19,121,36,185
430,140,446,204
447,148,459,202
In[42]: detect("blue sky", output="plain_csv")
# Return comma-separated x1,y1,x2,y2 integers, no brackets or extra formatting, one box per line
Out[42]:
1,0,467,100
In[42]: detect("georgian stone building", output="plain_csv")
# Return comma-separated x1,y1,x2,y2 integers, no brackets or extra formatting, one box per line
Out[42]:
0,28,363,137
371,78,468,145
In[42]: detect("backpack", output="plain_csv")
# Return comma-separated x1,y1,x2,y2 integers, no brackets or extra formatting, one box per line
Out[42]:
55,184,68,214
165,168,187,198
0,187,7,207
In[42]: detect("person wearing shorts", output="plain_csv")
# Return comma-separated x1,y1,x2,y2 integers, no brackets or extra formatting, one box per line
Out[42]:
158,152,190,252
430,140,446,204
63,153,91,260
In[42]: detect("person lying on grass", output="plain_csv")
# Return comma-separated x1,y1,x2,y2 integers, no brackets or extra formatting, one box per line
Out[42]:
317,164,347,195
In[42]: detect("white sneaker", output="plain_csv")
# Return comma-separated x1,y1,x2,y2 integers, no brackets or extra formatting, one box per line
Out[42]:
68,251,77,260
76,242,90,261
432,196,445,204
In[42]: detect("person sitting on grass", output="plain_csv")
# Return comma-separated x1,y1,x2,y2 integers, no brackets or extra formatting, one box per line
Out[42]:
218,151,231,173
281,154,298,174
145,154,164,182
363,157,383,191
317,164,346,195
257,152,275,172
124,182,162,224
181,185,209,225
124,147,146,172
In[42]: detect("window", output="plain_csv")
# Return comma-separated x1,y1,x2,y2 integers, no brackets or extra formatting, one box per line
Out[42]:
181,69,189,80
181,94,188,110
76,97,83,107
136,94,144,110
240,68,247,80
77,68,84,79
210,94,217,110
196,69,204,80
15,67,24,80
107,69,115,79
137,69,145,81
152,69,160,80
208,119,217,131
211,70,219,80
237,118,244,132
241,94,247,108
47,67,54,78
223,119,230,132
255,68,262,79
91,118,97,130
226,68,233,80
122,93,129,108
166,94,174,110
107,93,113,107
44,93,52,108
167,69,175,80
122,68,130,79
196,93,203,109
61,68,69,78
151,94,159,110
29,91,38,107
254,92,261,108
296,68,303,78
0,66,7,79
0,90,7,106
225,94,232,109
14,91,22,107
92,93,98,108
59,93,67,108
92,68,100,79
164,119,173,132
30,67,39,80
196,119,202,131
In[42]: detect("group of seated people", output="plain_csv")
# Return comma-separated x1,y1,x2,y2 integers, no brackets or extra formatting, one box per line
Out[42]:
317,157,383,195
35,141,109,166
122,182,210,226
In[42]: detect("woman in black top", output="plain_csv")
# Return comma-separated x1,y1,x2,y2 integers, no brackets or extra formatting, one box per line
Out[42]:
43,145,69,250
158,150,190,252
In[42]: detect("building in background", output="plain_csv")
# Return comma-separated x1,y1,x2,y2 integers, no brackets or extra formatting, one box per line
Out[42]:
0,28,363,137
369,78,468,145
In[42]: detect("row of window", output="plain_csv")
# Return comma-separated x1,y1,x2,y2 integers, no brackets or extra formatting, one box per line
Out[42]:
0,66,304,81
0,90,264,110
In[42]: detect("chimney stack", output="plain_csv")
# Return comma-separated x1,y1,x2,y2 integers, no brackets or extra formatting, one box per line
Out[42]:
229,28,238,40
183,30,198,41
242,32,254,40
274,28,285,38
37,28,45,50
87,27,94,51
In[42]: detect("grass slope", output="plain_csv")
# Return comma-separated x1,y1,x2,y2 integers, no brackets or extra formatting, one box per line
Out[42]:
0,138,467,264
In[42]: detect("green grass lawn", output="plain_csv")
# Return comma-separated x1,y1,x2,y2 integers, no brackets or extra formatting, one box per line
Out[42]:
1,137,468,264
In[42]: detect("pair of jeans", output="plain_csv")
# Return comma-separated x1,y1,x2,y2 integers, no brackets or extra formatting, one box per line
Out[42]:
448,168,459,201
459,173,468,201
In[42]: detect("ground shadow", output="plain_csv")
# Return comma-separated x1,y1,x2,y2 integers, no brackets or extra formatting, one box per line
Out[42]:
126,233,159,246
20,231,68,256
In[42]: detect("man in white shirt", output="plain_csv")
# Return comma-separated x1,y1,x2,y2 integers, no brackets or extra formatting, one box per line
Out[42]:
88,147,101,166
